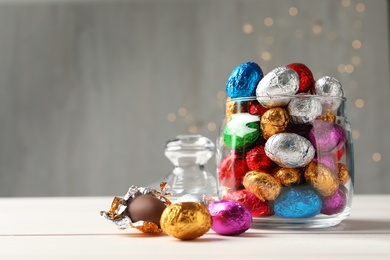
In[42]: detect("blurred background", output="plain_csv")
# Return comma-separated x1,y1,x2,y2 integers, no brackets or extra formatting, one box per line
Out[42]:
0,0,389,197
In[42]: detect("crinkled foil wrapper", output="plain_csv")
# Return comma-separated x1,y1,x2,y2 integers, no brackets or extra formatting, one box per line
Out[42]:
100,182,172,233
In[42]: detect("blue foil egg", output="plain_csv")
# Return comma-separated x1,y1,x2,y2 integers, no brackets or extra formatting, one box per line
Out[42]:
274,186,322,218
226,62,263,98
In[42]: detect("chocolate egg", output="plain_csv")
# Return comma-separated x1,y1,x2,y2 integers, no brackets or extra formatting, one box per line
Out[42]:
247,100,269,116
208,200,252,236
223,113,260,150
243,170,281,201
274,186,322,218
273,167,301,186
304,162,339,197
287,96,322,124
160,202,212,240
321,187,347,215
256,67,299,107
223,189,274,217
265,133,315,168
314,76,344,111
286,63,315,93
127,194,167,228
245,145,275,172
226,61,264,98
218,151,249,189
260,107,289,139
337,163,350,185
313,153,337,174
308,120,346,153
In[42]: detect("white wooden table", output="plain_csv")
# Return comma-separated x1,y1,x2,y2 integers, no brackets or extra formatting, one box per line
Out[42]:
0,195,389,259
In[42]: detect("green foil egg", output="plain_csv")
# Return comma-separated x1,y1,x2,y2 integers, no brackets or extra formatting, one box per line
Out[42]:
223,113,260,150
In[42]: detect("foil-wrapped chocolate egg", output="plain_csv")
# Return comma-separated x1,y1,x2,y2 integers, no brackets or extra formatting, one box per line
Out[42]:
314,76,344,111
223,113,260,150
246,145,275,172
337,163,350,185
274,186,322,218
286,63,315,93
321,186,347,215
313,153,337,174
160,202,212,240
287,96,322,124
226,61,264,98
256,67,299,107
243,170,281,201
225,98,248,120
127,194,167,228
260,107,289,139
273,167,301,186
308,120,346,153
317,111,336,123
223,189,273,217
207,200,252,236
304,162,339,197
218,151,249,189
247,100,269,116
265,133,315,168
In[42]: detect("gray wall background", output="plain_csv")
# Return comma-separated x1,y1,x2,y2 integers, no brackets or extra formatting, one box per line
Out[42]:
0,0,389,197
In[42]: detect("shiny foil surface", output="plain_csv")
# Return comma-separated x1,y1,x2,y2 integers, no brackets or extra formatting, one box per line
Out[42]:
286,63,315,93
317,111,336,123
273,167,301,186
304,162,339,197
223,189,273,217
247,100,269,116
314,76,344,111
207,200,252,236
223,113,260,150
160,202,212,240
321,187,347,215
243,170,282,201
245,145,275,172
287,96,322,124
274,186,322,218
218,151,249,189
225,98,247,120
226,61,263,98
337,163,350,185
260,107,289,139
308,120,346,152
265,133,315,168
256,67,299,107
313,153,337,174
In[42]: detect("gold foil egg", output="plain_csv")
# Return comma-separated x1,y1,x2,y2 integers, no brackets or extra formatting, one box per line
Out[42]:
160,202,212,240
226,98,247,120
243,170,282,201
273,167,301,186
317,111,336,123
337,163,350,185
260,107,289,139
304,162,339,197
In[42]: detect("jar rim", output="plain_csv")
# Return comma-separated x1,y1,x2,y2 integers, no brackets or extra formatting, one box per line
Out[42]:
227,95,346,103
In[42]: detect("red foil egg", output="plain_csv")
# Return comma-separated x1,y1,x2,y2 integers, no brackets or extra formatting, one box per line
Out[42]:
286,63,315,93
246,145,275,172
223,189,273,217
247,100,269,116
218,151,249,189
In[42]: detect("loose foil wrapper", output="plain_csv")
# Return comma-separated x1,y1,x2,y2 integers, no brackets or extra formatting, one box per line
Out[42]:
100,182,171,233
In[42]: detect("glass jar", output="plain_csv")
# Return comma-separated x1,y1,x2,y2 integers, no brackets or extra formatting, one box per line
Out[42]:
216,95,354,228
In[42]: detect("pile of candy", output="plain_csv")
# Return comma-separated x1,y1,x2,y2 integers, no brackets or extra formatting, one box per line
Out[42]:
219,62,352,219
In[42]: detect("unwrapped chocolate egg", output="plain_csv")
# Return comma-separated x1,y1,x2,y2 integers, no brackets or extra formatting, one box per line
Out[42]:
265,133,315,168
321,186,347,215
273,167,301,186
308,120,346,153
246,145,275,172
226,61,264,98
207,200,252,236
160,202,212,240
314,76,344,111
218,151,249,189
286,63,315,93
274,186,322,218
223,113,260,150
223,189,273,217
243,170,281,201
127,194,167,228
260,107,289,139
256,67,299,107
287,96,322,124
304,162,339,197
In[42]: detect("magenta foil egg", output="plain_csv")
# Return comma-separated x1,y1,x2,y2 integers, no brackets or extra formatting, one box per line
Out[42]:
313,153,337,174
308,120,346,152
207,200,252,236
321,187,347,215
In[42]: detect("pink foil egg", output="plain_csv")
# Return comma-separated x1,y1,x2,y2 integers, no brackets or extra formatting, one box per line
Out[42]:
308,120,346,152
321,187,347,215
207,200,252,236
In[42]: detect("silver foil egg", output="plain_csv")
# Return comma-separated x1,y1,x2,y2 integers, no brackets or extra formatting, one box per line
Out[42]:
314,76,344,112
287,96,322,124
256,67,299,108
265,133,315,168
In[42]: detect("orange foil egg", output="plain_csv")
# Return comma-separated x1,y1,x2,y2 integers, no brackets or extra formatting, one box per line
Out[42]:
243,170,282,201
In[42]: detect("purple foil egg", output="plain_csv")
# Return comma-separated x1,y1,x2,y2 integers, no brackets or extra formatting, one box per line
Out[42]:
308,120,346,152
313,153,337,174
207,200,252,236
321,187,347,215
